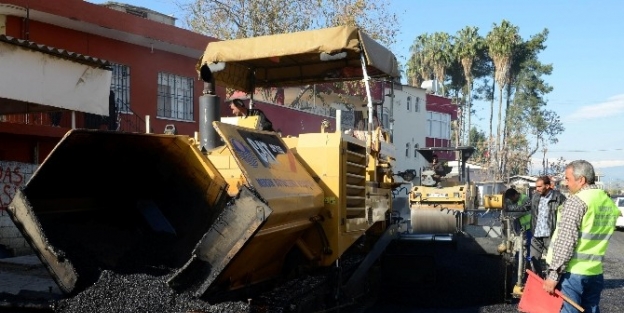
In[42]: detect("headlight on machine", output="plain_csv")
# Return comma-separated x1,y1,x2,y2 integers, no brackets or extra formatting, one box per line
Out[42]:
453,192,460,198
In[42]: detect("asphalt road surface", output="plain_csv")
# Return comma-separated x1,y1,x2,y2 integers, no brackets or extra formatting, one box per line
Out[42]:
358,230,624,313
1,230,622,313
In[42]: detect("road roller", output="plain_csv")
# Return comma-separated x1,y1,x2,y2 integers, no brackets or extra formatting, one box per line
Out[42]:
7,26,403,310
407,146,478,238
476,181,506,210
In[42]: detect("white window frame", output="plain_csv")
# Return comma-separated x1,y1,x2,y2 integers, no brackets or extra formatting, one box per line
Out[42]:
427,112,451,140
382,108,390,129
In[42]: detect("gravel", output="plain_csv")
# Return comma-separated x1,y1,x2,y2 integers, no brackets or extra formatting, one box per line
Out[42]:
54,271,250,313
52,247,367,313
5,228,623,313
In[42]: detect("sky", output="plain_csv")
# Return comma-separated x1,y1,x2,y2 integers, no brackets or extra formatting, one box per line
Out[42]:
90,0,624,180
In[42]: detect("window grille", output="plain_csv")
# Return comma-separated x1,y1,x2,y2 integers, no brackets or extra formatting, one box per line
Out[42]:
110,63,130,113
157,72,194,121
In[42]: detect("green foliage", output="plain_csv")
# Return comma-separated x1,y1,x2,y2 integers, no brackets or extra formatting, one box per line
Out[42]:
179,0,401,107
486,20,520,87
546,157,567,176
468,127,488,165
406,20,563,179
181,0,399,46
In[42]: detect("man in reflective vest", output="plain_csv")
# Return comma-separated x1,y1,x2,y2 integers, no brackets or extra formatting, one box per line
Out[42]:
544,160,620,313
504,188,532,232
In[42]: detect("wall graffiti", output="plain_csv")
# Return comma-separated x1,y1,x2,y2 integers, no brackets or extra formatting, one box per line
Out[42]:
0,161,37,209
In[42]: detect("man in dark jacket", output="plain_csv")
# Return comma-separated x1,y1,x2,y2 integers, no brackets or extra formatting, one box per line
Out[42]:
230,99,274,132
529,176,566,277
430,154,446,179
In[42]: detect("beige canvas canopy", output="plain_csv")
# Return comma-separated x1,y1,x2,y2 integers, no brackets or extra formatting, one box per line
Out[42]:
197,26,400,93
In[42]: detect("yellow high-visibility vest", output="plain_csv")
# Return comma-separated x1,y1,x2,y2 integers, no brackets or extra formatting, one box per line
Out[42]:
546,189,619,275
517,194,531,230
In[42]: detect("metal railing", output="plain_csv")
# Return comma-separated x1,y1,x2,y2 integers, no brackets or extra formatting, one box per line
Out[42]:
0,107,153,133
116,108,154,133
0,112,73,128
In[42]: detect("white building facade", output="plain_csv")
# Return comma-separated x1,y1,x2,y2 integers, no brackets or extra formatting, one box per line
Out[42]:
384,85,428,216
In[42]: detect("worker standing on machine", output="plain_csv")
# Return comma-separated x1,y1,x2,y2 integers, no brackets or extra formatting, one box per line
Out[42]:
230,98,275,132
504,188,533,281
430,154,446,182
502,188,533,293
504,188,532,232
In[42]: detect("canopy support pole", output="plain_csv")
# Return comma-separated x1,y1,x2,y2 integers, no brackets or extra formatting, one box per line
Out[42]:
360,51,374,169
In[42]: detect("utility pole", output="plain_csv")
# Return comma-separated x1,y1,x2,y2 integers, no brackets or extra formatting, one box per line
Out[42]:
542,147,548,175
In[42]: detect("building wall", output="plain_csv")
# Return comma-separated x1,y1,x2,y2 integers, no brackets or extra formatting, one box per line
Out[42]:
5,16,209,136
1,0,223,178
254,102,337,136
425,94,458,160
385,85,428,218
389,86,428,176
0,134,58,164
0,160,37,256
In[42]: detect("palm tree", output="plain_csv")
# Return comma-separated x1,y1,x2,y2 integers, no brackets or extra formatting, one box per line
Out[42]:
453,26,482,145
407,34,433,87
406,50,425,87
486,20,519,178
429,32,452,95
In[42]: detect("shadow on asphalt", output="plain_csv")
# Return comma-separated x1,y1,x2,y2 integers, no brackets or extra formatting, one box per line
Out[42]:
364,234,510,312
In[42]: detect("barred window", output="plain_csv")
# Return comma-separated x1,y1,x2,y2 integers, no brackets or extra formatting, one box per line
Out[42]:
157,72,194,121
110,63,130,113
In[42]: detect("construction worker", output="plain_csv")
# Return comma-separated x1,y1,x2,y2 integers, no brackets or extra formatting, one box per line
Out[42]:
543,160,620,313
429,154,447,183
529,176,566,278
504,188,532,232
230,99,274,132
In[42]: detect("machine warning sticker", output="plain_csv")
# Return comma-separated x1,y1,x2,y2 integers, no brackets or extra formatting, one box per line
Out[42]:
230,138,259,168
237,129,288,168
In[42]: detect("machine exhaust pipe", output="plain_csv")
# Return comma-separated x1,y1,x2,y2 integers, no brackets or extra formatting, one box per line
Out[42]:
199,93,220,151
199,65,220,151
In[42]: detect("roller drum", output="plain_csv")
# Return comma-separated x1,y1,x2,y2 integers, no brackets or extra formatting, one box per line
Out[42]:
410,206,459,234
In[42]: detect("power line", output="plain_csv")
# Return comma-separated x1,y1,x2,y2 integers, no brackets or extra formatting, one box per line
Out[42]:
546,148,624,153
